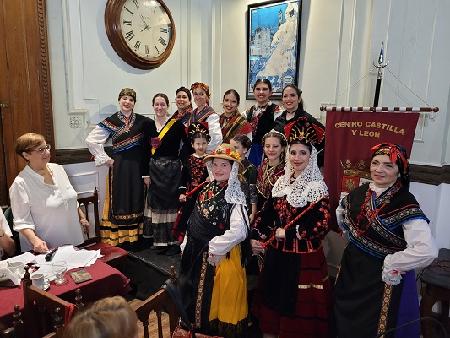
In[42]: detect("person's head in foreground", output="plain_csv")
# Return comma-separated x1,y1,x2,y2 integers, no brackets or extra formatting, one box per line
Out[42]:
63,296,138,338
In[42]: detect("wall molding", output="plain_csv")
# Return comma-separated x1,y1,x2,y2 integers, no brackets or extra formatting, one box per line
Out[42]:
410,164,450,186
55,148,449,186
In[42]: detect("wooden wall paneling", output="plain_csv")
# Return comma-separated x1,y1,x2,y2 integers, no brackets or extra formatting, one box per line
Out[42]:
0,0,54,203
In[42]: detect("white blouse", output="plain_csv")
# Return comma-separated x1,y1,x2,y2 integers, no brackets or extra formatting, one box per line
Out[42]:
85,125,111,166
336,182,438,273
180,205,248,257
0,212,13,259
9,163,85,252
205,113,223,154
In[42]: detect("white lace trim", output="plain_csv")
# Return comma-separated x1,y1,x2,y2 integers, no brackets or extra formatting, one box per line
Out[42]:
272,146,328,208
225,162,247,205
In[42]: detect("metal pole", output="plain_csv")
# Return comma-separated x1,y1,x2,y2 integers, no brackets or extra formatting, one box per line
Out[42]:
373,42,388,107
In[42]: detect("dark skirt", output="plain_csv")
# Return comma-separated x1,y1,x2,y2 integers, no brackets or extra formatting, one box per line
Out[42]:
148,158,182,245
254,246,331,338
100,147,145,245
334,243,420,338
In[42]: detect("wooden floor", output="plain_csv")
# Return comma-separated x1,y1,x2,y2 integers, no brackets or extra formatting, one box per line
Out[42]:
129,298,171,338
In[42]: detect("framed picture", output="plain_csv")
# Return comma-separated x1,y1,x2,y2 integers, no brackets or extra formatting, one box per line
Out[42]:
246,0,302,99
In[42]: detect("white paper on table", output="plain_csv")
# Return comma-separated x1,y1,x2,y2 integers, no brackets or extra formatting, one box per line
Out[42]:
5,252,37,265
50,245,101,270
4,245,102,281
0,267,21,285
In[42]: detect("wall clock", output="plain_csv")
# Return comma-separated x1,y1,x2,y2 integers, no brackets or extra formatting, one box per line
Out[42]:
105,0,176,69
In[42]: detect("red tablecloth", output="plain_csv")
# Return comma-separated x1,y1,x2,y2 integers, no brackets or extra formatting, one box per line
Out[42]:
0,260,130,326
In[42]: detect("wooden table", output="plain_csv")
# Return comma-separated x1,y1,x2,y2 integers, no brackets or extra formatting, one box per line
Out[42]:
0,259,130,326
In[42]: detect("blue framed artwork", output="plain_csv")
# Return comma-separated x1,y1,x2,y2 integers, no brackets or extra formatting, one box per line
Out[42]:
246,0,302,99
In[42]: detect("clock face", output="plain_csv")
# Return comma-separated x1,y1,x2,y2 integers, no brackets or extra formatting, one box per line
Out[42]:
120,0,173,60
105,0,176,69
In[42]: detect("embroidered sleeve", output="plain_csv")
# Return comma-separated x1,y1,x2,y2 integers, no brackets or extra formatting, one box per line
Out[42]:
285,198,330,247
252,196,276,240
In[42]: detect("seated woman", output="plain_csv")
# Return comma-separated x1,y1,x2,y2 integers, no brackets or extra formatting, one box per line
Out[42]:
252,119,331,338
334,143,438,338
0,212,15,259
63,296,138,338
9,133,89,253
179,144,249,338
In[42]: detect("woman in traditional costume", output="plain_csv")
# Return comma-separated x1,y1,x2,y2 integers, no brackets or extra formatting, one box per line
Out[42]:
252,118,331,338
188,82,222,154
230,134,257,223
86,88,156,248
274,84,325,167
256,131,287,212
219,89,252,144
334,143,438,338
245,79,280,166
172,86,195,162
179,143,250,338
146,93,187,251
172,122,210,245
172,86,193,126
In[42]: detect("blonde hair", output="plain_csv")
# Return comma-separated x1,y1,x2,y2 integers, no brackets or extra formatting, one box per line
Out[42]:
63,296,138,338
15,133,46,159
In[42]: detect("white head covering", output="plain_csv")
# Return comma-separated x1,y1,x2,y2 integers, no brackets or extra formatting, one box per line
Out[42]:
272,145,328,208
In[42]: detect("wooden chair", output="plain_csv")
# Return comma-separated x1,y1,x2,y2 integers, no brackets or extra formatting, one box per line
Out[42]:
0,305,24,338
131,267,180,338
77,188,128,264
420,248,450,338
21,265,78,338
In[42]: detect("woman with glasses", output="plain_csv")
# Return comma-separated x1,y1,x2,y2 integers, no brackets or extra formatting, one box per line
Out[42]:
9,133,88,253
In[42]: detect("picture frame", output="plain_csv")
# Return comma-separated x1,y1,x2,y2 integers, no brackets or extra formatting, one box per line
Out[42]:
246,0,302,99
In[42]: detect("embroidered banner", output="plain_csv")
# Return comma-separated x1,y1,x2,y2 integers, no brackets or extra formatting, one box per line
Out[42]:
323,111,420,229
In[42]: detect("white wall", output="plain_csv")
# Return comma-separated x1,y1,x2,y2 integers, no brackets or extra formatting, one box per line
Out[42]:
47,0,450,250
47,0,215,149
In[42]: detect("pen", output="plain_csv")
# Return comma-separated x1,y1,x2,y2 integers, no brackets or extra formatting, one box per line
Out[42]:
45,247,58,262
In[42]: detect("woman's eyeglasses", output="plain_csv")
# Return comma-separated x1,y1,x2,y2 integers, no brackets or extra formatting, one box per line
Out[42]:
32,144,51,154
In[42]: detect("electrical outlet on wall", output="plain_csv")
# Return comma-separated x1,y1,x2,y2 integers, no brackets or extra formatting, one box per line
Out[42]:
69,115,83,129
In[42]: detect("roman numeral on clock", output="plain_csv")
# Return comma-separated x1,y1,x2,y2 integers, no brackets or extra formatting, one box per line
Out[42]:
159,37,166,46
125,30,134,41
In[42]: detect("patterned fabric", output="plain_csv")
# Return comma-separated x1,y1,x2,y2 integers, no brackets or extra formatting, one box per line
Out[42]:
241,159,257,205
252,195,331,337
256,158,285,205
246,103,280,145
189,106,215,124
98,112,145,153
97,112,154,247
189,182,231,242
185,155,208,192
272,147,327,208
171,107,193,126
180,181,248,337
219,112,252,143
341,181,428,259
